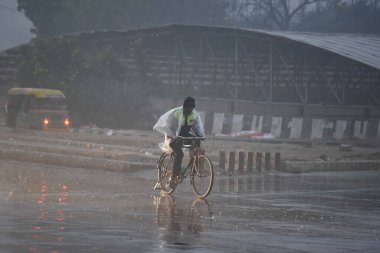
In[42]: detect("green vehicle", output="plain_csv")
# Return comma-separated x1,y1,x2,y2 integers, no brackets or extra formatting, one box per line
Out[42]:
4,88,70,130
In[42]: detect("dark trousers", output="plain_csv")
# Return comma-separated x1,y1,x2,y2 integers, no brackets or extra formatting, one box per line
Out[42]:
169,138,184,178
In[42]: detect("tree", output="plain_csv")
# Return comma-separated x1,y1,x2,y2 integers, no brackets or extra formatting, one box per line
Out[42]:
16,36,150,128
17,0,228,36
228,0,318,30
294,0,380,34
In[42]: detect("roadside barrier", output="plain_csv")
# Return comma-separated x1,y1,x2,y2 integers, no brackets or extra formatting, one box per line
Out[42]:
218,151,380,173
219,151,281,174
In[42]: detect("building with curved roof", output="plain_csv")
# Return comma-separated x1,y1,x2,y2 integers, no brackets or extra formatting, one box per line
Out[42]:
1,24,379,106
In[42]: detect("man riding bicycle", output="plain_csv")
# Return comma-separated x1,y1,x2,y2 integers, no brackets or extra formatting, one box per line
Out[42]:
153,96,205,188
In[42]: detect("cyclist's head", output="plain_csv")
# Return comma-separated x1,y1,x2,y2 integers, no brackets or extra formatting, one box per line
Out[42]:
183,96,195,115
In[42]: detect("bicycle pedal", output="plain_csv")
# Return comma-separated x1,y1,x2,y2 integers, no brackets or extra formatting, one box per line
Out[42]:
175,177,183,183
154,182,163,190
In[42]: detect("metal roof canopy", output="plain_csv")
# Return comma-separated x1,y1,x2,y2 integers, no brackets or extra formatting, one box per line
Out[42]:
65,24,380,71
248,28,380,71
121,24,380,71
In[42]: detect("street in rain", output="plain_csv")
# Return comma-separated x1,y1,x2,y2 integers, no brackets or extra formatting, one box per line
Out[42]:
1,0,380,252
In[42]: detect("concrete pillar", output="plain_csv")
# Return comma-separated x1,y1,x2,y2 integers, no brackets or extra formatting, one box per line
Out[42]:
219,151,226,171
311,119,326,139
271,117,283,138
212,113,224,135
256,152,262,172
247,152,254,173
275,152,281,170
251,115,263,132
353,120,368,140
265,152,271,170
231,114,244,134
228,151,235,174
333,120,347,140
289,118,303,139
238,151,245,173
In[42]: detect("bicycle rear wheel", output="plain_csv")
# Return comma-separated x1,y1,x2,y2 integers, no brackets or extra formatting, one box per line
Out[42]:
191,154,214,198
157,153,176,194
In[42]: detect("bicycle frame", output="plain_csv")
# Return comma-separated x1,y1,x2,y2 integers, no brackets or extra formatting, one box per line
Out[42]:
177,136,205,180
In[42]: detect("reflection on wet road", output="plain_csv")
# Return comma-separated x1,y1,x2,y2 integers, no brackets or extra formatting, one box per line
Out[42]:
154,195,212,251
0,160,380,252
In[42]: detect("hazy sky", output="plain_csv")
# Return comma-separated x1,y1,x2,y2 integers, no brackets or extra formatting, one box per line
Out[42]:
0,0,34,51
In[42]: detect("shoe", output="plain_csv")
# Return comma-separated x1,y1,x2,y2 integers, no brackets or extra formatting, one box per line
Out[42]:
176,175,183,183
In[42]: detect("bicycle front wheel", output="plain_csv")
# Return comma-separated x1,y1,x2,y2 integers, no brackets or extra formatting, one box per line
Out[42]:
191,154,214,198
157,153,176,194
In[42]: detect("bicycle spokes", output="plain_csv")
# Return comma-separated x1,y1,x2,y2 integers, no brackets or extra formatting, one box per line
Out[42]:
157,153,176,194
191,155,214,198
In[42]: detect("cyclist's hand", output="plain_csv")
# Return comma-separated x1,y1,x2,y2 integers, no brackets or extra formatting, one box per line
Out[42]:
172,136,182,144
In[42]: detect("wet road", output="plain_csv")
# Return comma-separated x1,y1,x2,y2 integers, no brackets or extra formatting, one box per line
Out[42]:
0,161,380,253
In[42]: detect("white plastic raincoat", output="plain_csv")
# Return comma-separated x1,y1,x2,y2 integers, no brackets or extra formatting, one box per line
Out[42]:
153,106,205,137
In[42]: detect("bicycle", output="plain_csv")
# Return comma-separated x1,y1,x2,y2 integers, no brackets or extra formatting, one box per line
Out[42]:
154,136,214,198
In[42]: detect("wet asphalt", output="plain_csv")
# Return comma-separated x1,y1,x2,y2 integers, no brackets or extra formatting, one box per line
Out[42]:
0,160,380,253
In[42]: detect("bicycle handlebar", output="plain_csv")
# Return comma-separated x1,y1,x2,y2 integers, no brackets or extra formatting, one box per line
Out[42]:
177,136,205,141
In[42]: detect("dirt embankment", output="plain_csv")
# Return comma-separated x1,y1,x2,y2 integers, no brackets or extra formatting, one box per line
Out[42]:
0,127,380,164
